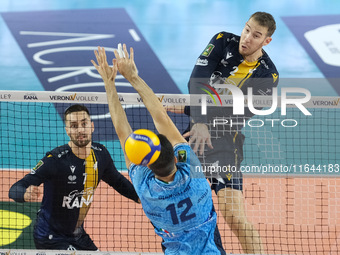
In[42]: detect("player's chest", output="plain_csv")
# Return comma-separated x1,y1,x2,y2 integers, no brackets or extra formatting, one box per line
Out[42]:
54,156,100,187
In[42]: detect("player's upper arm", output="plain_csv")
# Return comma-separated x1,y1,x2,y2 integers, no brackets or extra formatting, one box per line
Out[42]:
189,32,227,83
152,107,187,147
123,153,133,170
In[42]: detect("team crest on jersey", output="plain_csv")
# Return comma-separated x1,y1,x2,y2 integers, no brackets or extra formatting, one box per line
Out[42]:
201,44,215,57
32,160,44,172
177,150,187,162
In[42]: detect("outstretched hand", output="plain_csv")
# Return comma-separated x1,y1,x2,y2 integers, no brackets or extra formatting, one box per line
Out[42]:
113,43,138,81
184,123,213,155
91,46,118,83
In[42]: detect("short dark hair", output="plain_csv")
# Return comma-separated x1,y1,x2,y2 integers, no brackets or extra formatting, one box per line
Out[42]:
148,134,175,177
249,12,276,37
64,104,90,122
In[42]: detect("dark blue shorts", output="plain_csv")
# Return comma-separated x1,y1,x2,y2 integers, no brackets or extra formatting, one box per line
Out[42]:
198,133,245,192
34,225,97,251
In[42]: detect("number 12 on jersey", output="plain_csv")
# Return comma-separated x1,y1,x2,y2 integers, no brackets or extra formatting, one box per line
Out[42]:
165,197,196,225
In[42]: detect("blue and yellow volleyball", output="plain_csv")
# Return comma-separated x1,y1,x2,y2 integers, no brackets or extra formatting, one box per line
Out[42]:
124,129,161,166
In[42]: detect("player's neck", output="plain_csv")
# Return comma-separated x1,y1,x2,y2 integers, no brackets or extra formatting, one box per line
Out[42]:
156,168,177,183
68,142,92,159
243,48,263,62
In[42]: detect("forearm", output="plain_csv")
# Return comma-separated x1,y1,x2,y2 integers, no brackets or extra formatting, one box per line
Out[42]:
105,79,132,146
128,75,169,127
9,182,27,203
111,176,139,203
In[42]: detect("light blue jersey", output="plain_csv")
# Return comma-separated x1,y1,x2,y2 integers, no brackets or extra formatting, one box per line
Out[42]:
129,143,225,254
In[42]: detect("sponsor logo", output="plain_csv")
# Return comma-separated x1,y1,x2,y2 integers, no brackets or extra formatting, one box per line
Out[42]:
58,150,69,158
24,93,38,100
312,98,340,106
196,58,209,66
157,95,164,102
70,165,76,173
226,52,233,59
91,145,103,151
272,73,278,83
260,59,269,69
62,187,94,209
221,59,228,67
216,33,224,40
137,95,187,104
201,44,215,57
199,83,223,114
0,94,12,100
49,93,77,101
32,160,44,171
68,175,77,184
49,93,99,102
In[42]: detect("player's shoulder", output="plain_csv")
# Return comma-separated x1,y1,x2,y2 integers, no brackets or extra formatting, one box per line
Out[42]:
46,144,71,159
91,142,107,152
256,50,279,83
128,163,152,183
91,142,112,160
210,31,240,45
260,50,279,73
212,31,239,40
173,142,190,152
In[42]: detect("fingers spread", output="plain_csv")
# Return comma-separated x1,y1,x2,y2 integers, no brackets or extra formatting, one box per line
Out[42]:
130,47,134,61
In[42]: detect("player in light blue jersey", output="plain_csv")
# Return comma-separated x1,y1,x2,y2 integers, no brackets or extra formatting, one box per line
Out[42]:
92,44,226,254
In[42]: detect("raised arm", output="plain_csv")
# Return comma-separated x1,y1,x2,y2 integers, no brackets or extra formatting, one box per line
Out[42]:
115,44,186,147
91,47,133,168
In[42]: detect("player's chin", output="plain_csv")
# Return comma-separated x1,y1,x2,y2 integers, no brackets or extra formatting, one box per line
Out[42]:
73,139,91,148
239,47,248,56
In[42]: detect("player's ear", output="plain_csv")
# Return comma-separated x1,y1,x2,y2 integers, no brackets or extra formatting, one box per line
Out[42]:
263,36,272,46
65,126,70,137
174,156,178,164
91,121,95,133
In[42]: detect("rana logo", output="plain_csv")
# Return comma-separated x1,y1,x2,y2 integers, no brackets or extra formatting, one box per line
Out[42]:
62,188,94,209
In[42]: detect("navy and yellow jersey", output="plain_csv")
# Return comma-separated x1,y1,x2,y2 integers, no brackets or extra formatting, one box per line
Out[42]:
188,31,279,123
9,142,139,238
129,143,225,254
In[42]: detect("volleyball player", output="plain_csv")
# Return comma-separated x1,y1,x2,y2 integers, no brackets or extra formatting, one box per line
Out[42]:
9,104,140,251
92,44,226,254
184,12,279,254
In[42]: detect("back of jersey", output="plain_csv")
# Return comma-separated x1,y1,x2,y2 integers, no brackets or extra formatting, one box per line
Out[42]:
129,143,214,235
